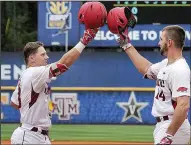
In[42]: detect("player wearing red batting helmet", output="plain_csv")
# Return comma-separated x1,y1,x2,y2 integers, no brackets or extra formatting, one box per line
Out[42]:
10,2,106,144
107,7,190,145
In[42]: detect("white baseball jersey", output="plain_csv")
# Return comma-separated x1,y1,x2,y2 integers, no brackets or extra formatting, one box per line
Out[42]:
144,58,190,117
11,65,52,129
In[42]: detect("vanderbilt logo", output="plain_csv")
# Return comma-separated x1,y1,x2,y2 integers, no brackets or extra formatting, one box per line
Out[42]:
52,93,80,120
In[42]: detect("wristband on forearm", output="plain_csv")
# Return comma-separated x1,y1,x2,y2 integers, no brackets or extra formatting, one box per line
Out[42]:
122,43,132,50
75,41,86,53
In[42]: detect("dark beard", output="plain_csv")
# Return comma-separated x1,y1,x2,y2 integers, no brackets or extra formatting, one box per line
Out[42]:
160,43,168,56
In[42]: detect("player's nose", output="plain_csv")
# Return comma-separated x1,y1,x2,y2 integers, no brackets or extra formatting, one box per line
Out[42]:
45,55,49,60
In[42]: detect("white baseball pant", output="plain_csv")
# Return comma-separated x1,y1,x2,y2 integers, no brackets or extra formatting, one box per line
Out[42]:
11,127,51,144
153,118,190,144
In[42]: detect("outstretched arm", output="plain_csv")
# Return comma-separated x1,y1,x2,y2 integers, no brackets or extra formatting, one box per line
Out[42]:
117,34,152,75
57,29,98,67
31,28,98,93
49,28,98,78
124,45,152,75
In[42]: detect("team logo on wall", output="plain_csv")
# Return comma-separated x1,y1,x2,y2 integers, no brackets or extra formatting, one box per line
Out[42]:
1,92,10,119
51,93,80,120
46,2,72,36
116,91,149,122
1,93,10,105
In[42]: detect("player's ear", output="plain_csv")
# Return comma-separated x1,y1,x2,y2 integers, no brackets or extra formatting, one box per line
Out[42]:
29,54,35,63
167,39,173,47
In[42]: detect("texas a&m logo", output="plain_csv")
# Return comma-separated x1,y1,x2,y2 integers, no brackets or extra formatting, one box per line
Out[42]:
52,93,80,120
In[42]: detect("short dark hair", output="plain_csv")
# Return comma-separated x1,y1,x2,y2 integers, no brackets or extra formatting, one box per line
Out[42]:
162,25,185,49
23,41,44,64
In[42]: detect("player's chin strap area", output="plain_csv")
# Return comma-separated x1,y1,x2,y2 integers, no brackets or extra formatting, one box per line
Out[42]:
50,63,69,77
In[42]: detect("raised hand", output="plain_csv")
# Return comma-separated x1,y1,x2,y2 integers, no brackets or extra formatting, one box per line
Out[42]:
81,28,99,45
116,28,132,50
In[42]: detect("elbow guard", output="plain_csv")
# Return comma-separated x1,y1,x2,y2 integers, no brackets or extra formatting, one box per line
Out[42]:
50,63,68,77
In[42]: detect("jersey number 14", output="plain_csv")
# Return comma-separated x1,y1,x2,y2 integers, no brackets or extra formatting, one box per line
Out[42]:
155,89,165,101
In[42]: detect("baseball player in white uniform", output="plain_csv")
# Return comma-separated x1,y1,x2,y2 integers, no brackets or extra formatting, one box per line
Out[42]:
10,2,107,144
145,57,190,144
122,26,190,145
10,28,99,144
107,8,190,145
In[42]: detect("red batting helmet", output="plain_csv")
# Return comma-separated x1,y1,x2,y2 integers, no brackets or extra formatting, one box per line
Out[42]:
107,7,136,34
78,2,107,29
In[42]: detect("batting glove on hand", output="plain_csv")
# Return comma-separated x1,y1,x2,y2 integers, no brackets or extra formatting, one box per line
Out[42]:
81,28,99,45
159,133,173,145
116,29,132,50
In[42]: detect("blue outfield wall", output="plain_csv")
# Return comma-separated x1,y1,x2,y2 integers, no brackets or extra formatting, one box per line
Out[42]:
1,52,190,124
1,51,190,87
1,91,191,124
